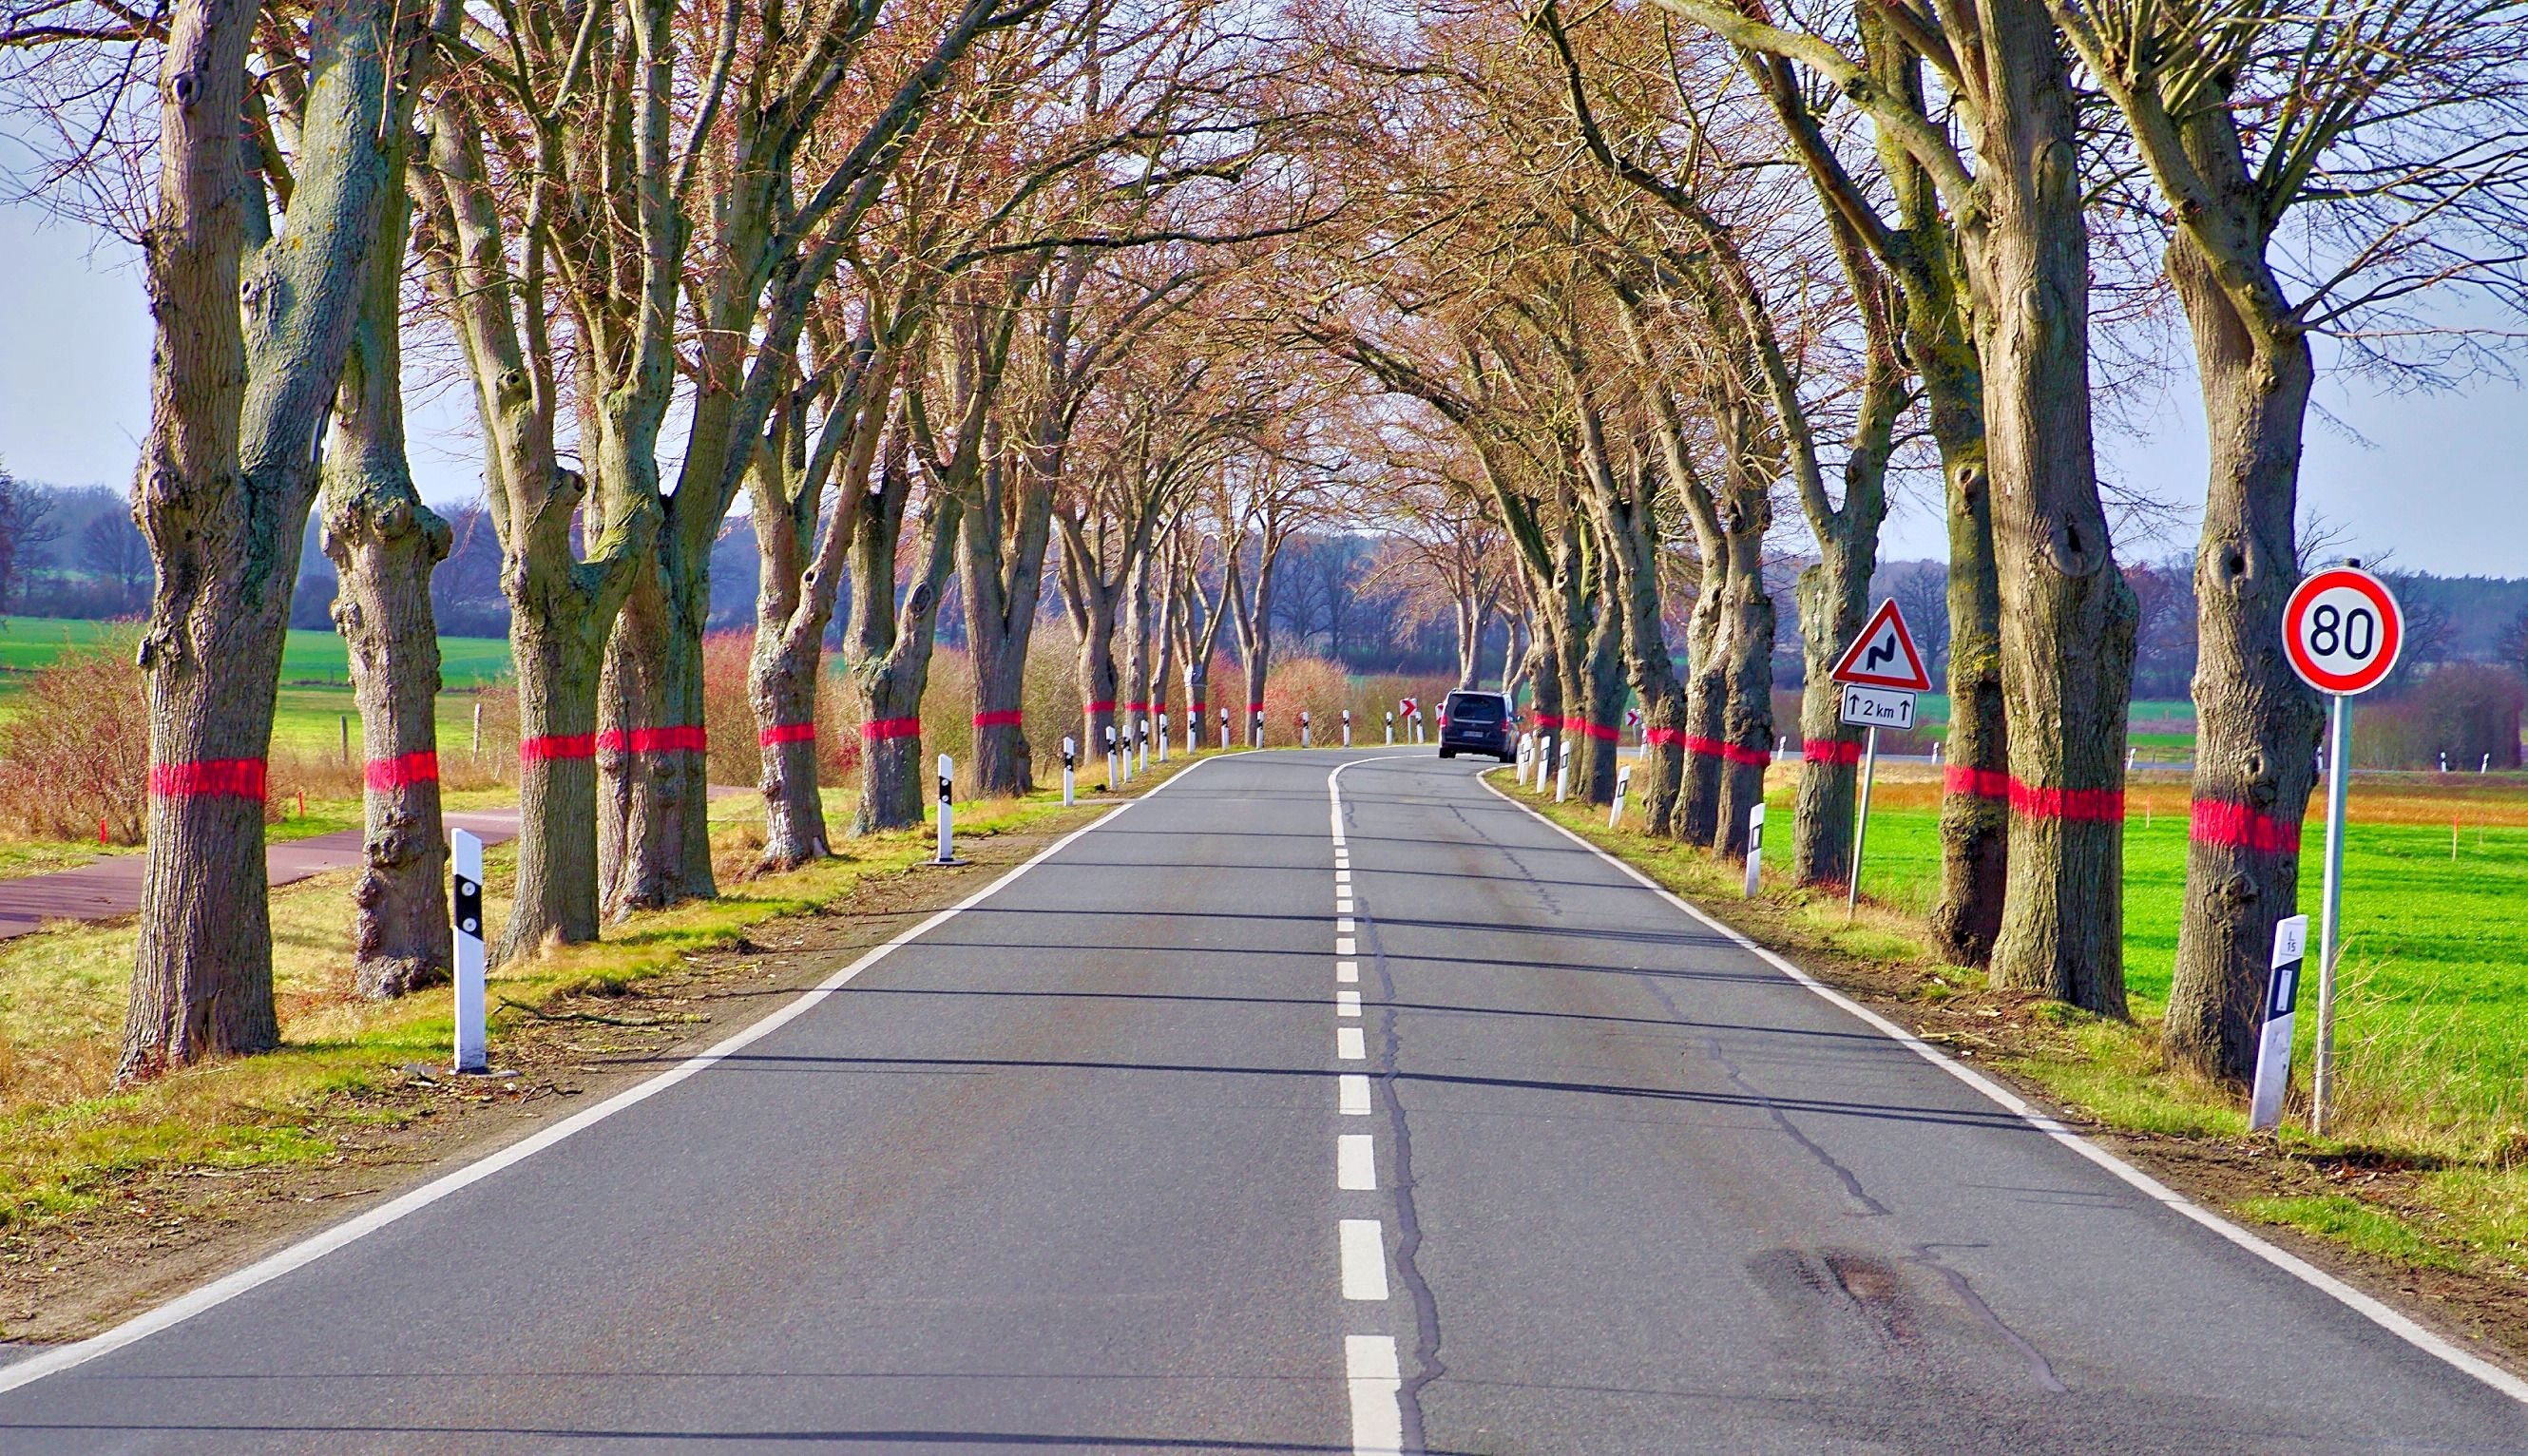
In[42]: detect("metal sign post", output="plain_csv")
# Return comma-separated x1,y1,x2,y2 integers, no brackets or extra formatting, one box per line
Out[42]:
1847,727,1879,921
450,829,487,1075
2285,564,2403,1134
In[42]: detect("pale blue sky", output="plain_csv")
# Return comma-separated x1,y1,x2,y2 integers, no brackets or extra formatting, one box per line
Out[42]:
4,199,2524,578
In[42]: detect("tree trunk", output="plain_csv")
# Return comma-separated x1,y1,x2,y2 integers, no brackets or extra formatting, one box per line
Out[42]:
1675,569,1728,844
498,611,607,962
750,623,829,868
1712,547,1776,858
2160,245,2322,1081
849,437,962,833
1577,569,1627,805
121,0,399,1078
597,557,714,916
1602,508,1684,833
1791,553,1869,886
1964,2,2136,1014
1933,444,2009,966
321,150,453,999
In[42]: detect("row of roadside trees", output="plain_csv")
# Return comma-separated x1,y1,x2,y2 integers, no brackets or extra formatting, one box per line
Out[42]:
2,0,2522,1088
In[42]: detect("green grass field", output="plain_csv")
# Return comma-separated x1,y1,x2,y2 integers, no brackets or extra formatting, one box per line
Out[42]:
0,618,513,687
0,618,514,757
1832,782,2528,1146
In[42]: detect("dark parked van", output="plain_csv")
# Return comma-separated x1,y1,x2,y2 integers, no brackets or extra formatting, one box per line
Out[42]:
1438,690,1517,762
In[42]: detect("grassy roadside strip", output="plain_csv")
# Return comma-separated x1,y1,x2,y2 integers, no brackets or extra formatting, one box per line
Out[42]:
1500,771,2528,1354
0,751,1221,1319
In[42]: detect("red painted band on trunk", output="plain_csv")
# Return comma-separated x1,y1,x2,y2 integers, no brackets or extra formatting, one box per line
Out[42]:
1644,726,1683,748
1802,739,1865,767
972,710,1024,728
597,725,707,755
364,751,440,791
2190,798,2303,854
1085,699,1116,714
1249,702,1266,713
759,721,816,747
2009,779,2126,822
1683,735,1772,768
1579,720,1619,742
149,757,268,800
520,734,597,762
860,717,921,740
1944,765,2010,798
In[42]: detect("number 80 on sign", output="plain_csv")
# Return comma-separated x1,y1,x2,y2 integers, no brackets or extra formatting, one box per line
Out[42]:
2285,566,2404,697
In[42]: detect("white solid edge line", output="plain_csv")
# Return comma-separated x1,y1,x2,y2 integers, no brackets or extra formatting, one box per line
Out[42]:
1338,1218,1390,1300
1346,1334,1405,1456
0,757,1231,1398
1339,1073,1372,1115
1476,771,2528,1406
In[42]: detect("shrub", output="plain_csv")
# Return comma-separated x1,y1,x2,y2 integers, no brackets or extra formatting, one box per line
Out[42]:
699,630,760,788
2357,664,2526,771
0,631,149,843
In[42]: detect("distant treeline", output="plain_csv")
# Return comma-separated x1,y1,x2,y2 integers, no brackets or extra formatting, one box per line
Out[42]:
7,474,2520,694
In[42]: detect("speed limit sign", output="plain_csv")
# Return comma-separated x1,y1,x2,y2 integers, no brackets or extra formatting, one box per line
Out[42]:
2285,566,2403,695
2285,561,2404,1141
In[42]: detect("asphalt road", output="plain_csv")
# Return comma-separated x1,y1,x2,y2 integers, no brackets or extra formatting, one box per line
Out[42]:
4,750,2524,1453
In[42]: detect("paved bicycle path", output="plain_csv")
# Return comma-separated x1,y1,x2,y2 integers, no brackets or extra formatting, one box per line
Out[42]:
0,810,522,940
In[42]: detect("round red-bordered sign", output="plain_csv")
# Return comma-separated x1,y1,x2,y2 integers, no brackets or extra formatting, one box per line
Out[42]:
2284,567,2404,695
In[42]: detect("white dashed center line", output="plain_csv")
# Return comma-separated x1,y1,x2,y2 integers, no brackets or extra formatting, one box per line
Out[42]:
1339,1074,1371,1115
1337,1026,1367,1060
1336,960,1359,984
1335,870,1351,885
1337,1134,1378,1190
1337,989,1362,1017
1346,1336,1404,1455
1338,1219,1390,1300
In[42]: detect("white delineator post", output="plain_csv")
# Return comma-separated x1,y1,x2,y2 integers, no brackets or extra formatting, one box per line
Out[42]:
1343,710,1351,748
1517,732,1534,786
450,829,487,1074
935,754,956,864
1062,736,1076,807
1157,713,1168,763
1554,738,1570,802
1414,713,1425,745
1847,726,1881,920
1218,707,1230,751
1744,803,1764,897
1106,725,1120,789
1138,719,1150,773
1534,735,1554,796
1385,711,1394,746
1301,711,1312,748
1609,764,1632,828
1252,707,1264,750
2249,914,2310,1132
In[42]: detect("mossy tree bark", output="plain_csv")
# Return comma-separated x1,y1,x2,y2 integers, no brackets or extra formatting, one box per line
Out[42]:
120,0,407,1079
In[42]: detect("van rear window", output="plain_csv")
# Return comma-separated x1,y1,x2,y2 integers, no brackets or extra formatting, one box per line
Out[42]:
1446,695,1504,721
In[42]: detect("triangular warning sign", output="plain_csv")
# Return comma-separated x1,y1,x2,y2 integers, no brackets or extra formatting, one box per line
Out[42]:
1830,599,1934,692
